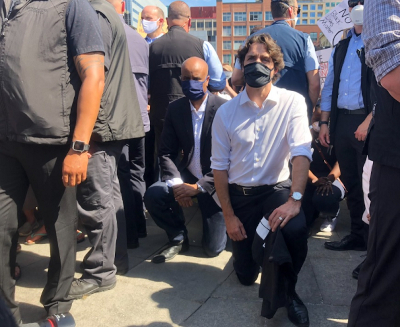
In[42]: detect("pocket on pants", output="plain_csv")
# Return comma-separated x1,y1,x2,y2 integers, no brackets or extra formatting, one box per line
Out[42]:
77,151,112,209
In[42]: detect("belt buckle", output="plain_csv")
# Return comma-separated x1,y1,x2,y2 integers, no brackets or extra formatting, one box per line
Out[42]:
242,187,252,196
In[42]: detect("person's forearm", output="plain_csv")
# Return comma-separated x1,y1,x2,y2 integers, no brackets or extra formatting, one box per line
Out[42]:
328,161,341,181
213,169,235,218
224,83,238,98
320,110,330,122
362,112,373,126
308,170,318,183
73,53,105,143
291,156,310,195
307,70,320,108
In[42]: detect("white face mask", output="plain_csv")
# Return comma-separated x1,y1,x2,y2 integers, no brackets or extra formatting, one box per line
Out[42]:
142,19,159,34
350,5,363,25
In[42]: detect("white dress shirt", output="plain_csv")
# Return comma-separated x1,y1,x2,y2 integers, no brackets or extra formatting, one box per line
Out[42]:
166,95,208,187
211,85,312,187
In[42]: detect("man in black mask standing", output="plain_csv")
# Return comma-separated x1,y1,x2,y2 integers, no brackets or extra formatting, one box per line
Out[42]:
144,57,227,263
212,34,312,326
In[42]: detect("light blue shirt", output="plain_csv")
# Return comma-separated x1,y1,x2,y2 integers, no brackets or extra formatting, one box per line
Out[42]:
203,41,226,91
145,33,164,44
321,29,364,112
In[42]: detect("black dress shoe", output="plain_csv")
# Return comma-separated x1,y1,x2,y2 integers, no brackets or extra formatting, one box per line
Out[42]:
324,234,366,251
67,279,116,300
286,292,309,327
127,239,139,249
152,238,189,264
352,259,366,280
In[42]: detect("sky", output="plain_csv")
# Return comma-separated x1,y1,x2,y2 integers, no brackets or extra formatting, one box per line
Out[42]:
161,0,257,7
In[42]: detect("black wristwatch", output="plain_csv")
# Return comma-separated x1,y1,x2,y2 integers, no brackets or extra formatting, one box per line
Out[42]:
71,140,90,153
319,121,329,127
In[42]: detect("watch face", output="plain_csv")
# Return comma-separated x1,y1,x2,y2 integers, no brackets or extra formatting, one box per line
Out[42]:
292,192,302,201
73,141,85,151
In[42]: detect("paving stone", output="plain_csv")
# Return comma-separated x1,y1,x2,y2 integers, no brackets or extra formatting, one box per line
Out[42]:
311,257,358,306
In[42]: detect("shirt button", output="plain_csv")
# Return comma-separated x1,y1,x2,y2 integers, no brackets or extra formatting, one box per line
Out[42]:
348,66,350,68
256,158,260,162
345,93,347,95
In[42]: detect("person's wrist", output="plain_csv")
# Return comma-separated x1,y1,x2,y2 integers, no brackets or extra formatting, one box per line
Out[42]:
327,174,335,183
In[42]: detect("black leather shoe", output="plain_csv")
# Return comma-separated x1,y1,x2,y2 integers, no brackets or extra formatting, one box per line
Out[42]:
352,259,365,280
151,238,189,264
67,279,116,300
236,271,259,286
286,292,309,327
324,234,366,251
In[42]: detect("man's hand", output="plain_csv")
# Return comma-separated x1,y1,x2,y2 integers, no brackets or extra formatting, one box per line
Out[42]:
319,124,330,147
177,196,193,208
354,118,370,141
269,199,302,232
62,149,90,187
173,183,200,200
224,213,247,241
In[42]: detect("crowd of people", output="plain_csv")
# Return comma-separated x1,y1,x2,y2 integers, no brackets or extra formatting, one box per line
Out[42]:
0,0,399,326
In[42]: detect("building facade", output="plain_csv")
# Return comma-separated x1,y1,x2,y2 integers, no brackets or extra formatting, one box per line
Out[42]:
190,7,217,50
216,0,337,65
125,0,167,29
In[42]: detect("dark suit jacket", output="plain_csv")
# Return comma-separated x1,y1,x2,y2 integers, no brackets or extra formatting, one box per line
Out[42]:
159,93,227,195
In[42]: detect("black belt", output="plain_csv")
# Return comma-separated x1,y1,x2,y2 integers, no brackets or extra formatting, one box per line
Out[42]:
229,183,273,196
338,108,366,115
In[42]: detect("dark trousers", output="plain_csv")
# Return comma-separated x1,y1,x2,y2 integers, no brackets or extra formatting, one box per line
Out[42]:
144,124,163,189
0,141,77,322
349,163,400,326
144,181,227,257
77,141,125,286
229,180,308,287
118,137,146,246
302,182,343,227
334,112,368,241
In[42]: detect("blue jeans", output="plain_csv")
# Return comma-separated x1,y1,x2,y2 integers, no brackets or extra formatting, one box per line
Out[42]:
144,181,227,257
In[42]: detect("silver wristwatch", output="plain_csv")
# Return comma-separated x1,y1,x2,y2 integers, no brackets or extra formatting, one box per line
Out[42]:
290,191,303,202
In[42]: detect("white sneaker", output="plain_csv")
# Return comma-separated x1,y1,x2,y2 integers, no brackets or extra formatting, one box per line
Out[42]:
320,209,340,232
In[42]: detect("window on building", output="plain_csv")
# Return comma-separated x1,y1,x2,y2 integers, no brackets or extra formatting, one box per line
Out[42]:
223,12,231,22
234,25,247,36
331,2,335,6
265,11,273,20
249,11,262,21
326,3,330,7
302,12,308,17
310,12,315,17
325,9,329,13
209,35,216,42
234,12,247,22
223,26,232,36
205,21,212,28
197,22,204,29
213,22,217,28
310,19,315,24
318,4,323,10
234,40,243,50
310,32,318,42
302,19,307,25
317,12,323,17
249,25,263,34
310,4,316,10
223,54,232,65
223,41,232,50
303,4,308,10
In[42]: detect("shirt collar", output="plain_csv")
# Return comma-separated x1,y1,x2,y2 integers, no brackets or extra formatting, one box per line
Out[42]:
347,28,361,38
190,94,208,113
239,85,279,108
145,33,164,44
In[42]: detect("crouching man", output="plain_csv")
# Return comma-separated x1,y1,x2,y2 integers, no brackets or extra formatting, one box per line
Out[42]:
144,57,227,263
211,34,312,326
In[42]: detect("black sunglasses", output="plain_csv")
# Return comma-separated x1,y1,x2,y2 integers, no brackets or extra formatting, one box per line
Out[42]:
348,0,364,8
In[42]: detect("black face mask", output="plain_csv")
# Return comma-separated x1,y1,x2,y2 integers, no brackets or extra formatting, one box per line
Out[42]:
244,62,273,88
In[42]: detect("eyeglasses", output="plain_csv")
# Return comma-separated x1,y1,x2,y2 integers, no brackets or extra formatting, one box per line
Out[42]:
348,0,364,8
292,6,301,15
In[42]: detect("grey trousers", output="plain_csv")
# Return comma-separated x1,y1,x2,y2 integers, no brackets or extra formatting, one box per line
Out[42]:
77,140,126,287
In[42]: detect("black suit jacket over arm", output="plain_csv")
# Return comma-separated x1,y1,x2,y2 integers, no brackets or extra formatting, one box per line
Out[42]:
158,93,227,195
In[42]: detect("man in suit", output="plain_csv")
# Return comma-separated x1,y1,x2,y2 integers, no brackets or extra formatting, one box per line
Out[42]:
144,57,227,263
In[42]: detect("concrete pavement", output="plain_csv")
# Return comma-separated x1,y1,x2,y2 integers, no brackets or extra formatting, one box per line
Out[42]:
15,201,365,326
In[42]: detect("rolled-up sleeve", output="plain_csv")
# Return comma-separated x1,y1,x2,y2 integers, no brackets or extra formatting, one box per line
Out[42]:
287,95,313,162
203,41,227,90
211,110,231,171
364,0,400,81
305,36,320,72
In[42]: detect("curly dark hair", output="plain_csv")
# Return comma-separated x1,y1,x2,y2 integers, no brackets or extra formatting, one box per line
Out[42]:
237,33,285,83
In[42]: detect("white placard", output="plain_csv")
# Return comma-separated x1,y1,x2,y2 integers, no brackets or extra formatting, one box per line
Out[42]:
317,0,353,46
315,48,333,90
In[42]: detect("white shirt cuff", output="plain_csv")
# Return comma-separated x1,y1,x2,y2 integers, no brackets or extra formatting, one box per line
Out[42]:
166,178,184,187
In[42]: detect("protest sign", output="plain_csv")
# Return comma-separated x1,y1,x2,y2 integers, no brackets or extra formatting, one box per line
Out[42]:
317,0,353,46
316,48,333,90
